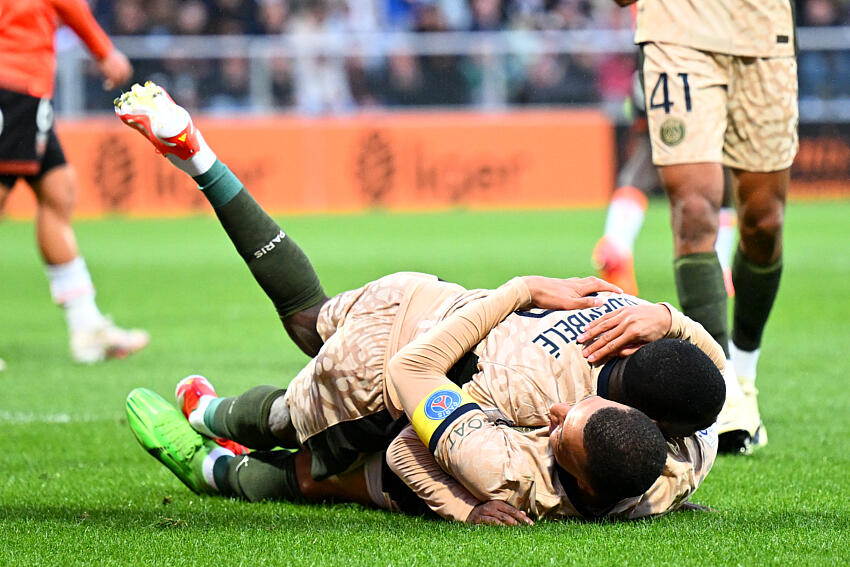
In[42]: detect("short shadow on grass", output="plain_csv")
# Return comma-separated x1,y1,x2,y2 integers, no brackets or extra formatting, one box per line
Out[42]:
0,500,434,534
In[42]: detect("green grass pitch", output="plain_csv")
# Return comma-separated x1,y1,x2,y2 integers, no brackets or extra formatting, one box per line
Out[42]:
1,200,849,566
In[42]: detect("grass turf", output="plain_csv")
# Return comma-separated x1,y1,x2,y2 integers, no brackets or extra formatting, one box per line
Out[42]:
1,200,849,565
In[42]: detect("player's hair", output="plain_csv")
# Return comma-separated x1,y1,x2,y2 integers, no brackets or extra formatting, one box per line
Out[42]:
583,406,667,498
621,339,726,433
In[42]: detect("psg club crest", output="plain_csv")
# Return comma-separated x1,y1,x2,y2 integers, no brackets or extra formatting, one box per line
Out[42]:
424,390,462,420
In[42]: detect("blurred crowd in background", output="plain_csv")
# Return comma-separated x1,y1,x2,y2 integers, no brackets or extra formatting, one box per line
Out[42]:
75,0,850,114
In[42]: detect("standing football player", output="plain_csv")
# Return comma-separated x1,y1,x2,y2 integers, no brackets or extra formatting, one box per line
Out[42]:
0,0,149,364
593,69,738,297
612,0,798,454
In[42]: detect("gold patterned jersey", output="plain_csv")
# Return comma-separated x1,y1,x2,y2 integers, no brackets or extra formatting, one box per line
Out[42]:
387,292,722,522
285,272,489,444
634,0,795,58
465,294,726,426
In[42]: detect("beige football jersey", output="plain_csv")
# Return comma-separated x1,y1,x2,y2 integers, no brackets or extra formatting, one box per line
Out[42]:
465,294,726,426
285,272,490,444
634,0,795,58
386,289,721,522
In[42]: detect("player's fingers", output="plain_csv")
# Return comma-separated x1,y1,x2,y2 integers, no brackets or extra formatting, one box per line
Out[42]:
491,502,533,525
578,276,623,295
476,511,517,526
578,313,622,343
584,333,630,362
580,317,616,340
561,296,604,310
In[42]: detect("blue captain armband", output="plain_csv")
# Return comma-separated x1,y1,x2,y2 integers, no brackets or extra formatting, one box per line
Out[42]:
411,384,481,453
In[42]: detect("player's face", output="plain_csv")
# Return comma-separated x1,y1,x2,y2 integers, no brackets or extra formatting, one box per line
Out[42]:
548,396,632,494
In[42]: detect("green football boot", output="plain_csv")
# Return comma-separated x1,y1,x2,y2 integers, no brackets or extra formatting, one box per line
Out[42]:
126,387,230,494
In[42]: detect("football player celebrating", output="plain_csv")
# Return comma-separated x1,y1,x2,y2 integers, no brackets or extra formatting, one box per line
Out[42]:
117,82,723,523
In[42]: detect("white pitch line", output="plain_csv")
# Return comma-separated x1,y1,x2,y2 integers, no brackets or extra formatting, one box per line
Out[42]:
0,410,107,424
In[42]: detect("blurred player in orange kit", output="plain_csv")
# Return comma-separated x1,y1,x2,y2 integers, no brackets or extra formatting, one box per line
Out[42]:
0,0,149,365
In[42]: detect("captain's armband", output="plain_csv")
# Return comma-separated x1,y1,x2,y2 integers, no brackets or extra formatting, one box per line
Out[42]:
412,384,481,453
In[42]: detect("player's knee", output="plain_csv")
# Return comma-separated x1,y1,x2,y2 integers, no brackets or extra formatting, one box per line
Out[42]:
671,196,719,245
739,208,783,261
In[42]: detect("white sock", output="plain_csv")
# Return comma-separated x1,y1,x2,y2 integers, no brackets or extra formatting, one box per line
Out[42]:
723,362,745,399
165,129,217,178
201,446,235,492
188,394,218,438
604,187,647,253
46,257,104,332
730,343,760,383
715,207,737,271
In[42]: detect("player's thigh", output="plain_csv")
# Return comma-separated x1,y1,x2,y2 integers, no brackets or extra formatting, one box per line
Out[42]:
30,163,76,220
641,43,727,167
724,56,798,172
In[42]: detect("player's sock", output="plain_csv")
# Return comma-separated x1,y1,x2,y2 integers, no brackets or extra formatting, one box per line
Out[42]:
715,208,736,268
722,361,745,398
674,252,730,358
206,385,287,450
193,160,326,320
46,257,102,331
216,450,304,502
716,207,737,295
730,343,760,383
731,249,782,352
603,186,648,253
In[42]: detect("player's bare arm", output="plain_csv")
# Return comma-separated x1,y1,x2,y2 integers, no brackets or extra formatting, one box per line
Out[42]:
577,303,673,362
522,276,622,311
97,49,133,90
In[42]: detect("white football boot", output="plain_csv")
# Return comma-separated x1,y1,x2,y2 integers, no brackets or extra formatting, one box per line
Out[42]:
71,316,150,364
114,81,215,176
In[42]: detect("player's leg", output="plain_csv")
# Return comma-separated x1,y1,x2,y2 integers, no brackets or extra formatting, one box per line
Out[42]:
29,137,149,363
720,167,788,452
660,162,730,356
115,83,327,356
716,54,797,454
716,169,737,296
127,387,378,506
730,167,787,371
593,129,655,296
176,374,297,450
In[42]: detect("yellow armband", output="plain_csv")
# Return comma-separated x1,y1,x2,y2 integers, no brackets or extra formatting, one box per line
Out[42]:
412,384,480,453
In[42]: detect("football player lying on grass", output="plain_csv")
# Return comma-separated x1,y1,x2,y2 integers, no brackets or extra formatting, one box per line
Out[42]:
118,82,725,524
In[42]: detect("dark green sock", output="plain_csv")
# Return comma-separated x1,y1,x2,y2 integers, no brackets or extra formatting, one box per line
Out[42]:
731,249,782,351
193,160,326,319
674,252,730,358
219,450,304,502
210,385,287,450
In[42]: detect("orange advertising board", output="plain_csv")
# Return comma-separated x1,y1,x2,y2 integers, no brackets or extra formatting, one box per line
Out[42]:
4,110,614,217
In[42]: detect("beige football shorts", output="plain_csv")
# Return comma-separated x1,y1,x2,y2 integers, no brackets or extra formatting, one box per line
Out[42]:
641,42,798,171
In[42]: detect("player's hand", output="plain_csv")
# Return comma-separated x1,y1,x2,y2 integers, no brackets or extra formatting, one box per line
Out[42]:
98,49,133,90
522,276,622,311
577,303,672,362
466,501,534,526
